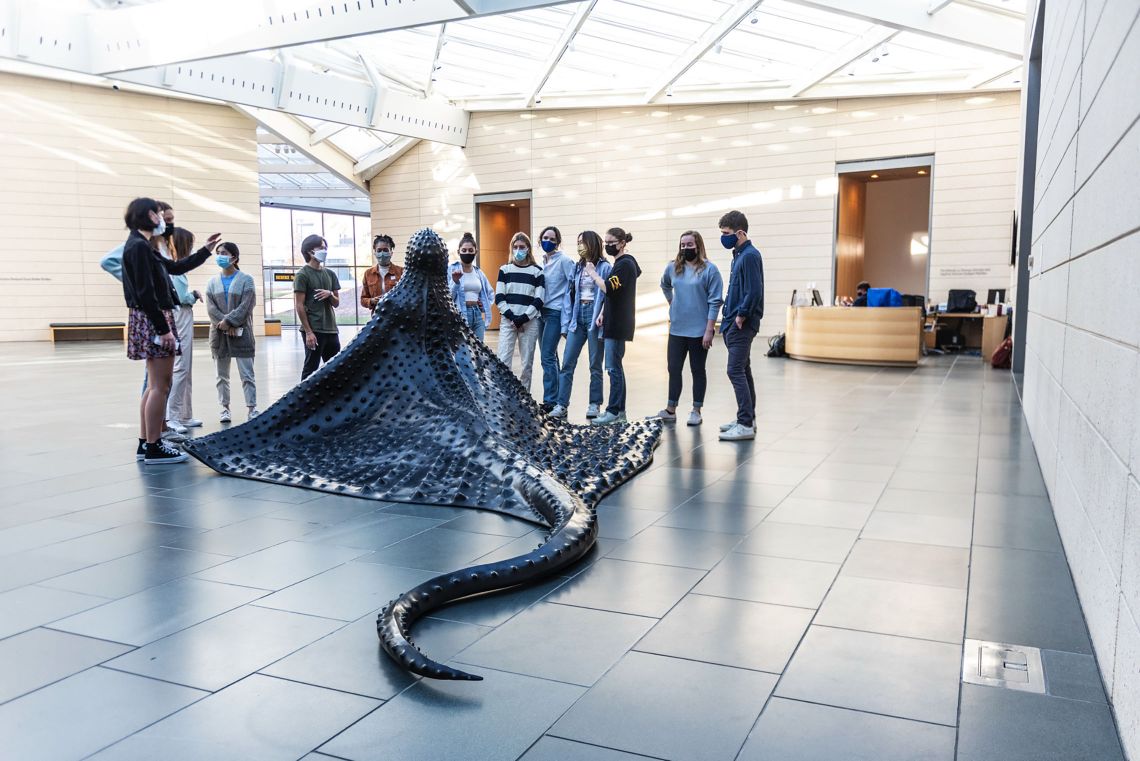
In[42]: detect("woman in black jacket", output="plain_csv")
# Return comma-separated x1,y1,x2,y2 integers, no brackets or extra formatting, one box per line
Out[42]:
121,197,218,464
585,227,640,425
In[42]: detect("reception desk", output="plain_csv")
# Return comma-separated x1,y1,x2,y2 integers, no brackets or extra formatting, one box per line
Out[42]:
785,306,924,366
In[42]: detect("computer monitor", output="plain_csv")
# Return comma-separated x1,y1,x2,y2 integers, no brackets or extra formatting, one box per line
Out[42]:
987,288,1006,304
811,289,823,306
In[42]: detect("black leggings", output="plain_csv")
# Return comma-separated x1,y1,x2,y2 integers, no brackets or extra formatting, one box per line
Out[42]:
667,334,709,408
301,331,341,380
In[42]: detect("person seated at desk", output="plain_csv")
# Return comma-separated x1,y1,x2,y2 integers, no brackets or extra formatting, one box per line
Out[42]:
852,281,870,307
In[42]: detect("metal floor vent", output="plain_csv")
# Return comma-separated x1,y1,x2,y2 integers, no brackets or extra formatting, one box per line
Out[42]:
962,639,1046,694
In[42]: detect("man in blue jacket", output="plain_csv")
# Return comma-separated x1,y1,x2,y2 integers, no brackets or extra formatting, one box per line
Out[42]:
717,210,764,441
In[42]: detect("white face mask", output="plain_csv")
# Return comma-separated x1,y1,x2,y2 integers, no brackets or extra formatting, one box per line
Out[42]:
311,248,328,263
152,217,166,236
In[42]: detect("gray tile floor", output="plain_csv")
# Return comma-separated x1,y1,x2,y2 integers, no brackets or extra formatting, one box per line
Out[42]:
0,330,1127,760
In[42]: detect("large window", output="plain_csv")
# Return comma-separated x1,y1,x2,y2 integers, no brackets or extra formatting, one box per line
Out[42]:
260,207,374,327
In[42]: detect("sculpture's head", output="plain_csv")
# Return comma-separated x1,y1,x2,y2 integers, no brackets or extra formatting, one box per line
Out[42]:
405,228,449,277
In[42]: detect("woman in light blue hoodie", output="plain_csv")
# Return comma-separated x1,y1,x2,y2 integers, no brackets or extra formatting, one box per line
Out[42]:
654,230,723,426
448,232,494,342
550,231,610,420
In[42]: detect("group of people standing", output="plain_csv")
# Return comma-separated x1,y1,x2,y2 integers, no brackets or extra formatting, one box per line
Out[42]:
106,198,259,464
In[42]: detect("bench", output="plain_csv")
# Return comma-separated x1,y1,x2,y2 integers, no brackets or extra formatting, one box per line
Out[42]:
50,322,126,342
193,320,210,339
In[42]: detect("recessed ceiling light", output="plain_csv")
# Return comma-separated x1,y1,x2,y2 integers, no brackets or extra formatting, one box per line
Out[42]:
509,203,516,207
917,169,927,175
870,174,879,179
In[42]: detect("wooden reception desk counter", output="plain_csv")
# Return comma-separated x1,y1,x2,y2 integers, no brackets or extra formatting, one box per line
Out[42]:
785,306,924,367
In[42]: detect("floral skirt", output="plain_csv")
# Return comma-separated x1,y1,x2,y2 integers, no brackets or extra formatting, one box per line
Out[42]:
127,308,181,360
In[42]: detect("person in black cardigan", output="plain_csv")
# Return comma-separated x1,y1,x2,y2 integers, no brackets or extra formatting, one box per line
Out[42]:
584,227,640,425
120,197,219,464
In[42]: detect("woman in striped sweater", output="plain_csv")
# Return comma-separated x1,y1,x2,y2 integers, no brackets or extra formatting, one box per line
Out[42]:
495,232,545,392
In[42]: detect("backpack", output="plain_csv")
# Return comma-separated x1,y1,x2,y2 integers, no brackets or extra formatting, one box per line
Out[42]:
991,337,1013,369
767,333,787,358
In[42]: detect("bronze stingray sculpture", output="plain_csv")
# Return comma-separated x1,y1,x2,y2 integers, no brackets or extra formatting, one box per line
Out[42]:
184,228,661,681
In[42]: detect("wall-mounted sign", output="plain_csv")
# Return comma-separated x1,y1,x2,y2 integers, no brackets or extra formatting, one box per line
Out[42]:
273,272,296,282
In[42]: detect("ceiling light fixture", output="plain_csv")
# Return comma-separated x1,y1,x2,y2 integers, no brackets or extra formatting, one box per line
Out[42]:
666,86,674,97
917,169,927,175
870,173,879,179
749,11,759,24
715,43,723,55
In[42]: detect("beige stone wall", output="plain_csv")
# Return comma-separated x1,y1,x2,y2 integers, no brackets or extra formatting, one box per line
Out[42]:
371,91,1020,333
0,73,262,342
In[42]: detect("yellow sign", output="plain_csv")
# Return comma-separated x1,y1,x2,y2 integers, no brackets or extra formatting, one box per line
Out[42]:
273,272,296,282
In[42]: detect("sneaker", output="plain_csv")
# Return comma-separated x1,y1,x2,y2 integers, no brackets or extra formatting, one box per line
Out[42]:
179,418,203,428
719,422,737,432
165,419,188,434
144,440,188,464
687,410,703,426
136,438,146,461
247,408,260,420
540,402,555,414
585,403,600,419
219,408,231,423
161,429,188,444
591,411,627,425
549,404,567,419
650,408,677,422
719,423,756,441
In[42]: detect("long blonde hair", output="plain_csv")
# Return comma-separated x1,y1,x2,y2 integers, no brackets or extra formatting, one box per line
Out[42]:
509,232,537,268
673,230,708,275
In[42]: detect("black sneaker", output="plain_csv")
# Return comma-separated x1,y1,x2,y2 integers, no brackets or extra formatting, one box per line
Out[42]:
135,438,146,461
144,440,188,465
540,402,555,414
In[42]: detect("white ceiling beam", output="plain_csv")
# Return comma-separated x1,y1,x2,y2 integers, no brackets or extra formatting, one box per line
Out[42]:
259,162,328,174
426,24,448,97
524,0,597,108
644,0,765,104
260,187,365,199
785,0,1022,58
309,121,349,146
356,137,421,182
927,0,956,14
85,0,583,75
783,27,897,97
234,105,367,192
968,63,1022,89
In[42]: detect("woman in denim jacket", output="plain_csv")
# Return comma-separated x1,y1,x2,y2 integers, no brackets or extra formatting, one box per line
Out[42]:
549,230,610,420
448,232,494,341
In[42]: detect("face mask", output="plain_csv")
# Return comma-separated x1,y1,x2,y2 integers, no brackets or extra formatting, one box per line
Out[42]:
152,217,166,236
311,248,328,263
604,243,619,256
540,240,557,253
460,253,476,264
577,245,588,257
720,233,738,250
681,248,698,262
216,255,232,269
375,250,392,265
512,248,528,263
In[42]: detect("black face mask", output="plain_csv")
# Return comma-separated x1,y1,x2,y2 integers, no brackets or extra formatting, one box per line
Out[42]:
604,243,619,256
681,248,698,262
460,253,476,264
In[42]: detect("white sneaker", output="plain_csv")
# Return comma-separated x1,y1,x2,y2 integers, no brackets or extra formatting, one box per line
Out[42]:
719,422,736,432
688,410,703,426
719,423,756,441
585,403,600,419
248,408,260,420
592,411,627,425
650,408,677,422
219,408,232,423
165,419,188,434
161,429,187,443
549,404,567,419
179,418,203,428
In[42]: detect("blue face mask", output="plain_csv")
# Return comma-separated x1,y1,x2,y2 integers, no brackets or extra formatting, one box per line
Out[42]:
720,233,738,250
540,240,557,253
216,255,232,269
513,248,528,263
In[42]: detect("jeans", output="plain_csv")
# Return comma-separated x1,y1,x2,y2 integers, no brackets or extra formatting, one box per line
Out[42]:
166,305,195,421
539,307,563,405
667,334,709,408
558,305,603,407
723,323,758,427
216,356,256,409
604,338,627,415
301,331,341,380
497,316,541,390
462,305,486,342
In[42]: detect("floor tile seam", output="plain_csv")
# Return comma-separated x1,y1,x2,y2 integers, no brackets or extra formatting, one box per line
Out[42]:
834,566,969,591
70,683,213,761
970,540,1066,556
808,619,965,648
447,658,596,688
95,662,214,696
764,695,961,730
0,647,137,708
303,689,391,760
626,646,784,678
249,671,389,705
542,600,662,622
954,381,985,759
39,625,141,650
539,733,671,760
246,603,359,625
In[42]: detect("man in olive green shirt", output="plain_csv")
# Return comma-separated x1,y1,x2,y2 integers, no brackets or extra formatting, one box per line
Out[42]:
293,234,342,380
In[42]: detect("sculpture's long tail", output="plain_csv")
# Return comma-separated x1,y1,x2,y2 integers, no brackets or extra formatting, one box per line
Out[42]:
376,457,596,681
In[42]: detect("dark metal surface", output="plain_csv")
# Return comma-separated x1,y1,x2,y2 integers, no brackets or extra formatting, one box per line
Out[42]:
184,228,661,680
